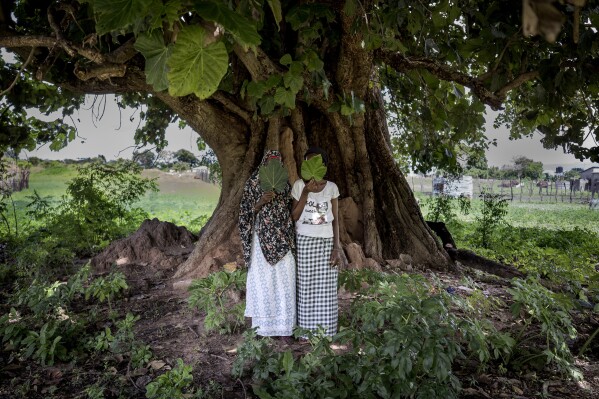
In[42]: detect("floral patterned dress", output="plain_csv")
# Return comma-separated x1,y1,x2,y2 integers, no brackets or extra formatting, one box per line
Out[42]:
239,150,296,336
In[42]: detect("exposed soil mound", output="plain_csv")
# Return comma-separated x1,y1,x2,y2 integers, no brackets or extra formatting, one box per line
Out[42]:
91,218,197,276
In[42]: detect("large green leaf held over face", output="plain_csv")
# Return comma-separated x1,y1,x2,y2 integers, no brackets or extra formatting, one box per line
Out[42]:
301,155,327,181
166,25,228,99
259,159,288,193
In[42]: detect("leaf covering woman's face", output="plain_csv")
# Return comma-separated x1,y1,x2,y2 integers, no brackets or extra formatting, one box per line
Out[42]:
259,158,288,193
301,154,327,181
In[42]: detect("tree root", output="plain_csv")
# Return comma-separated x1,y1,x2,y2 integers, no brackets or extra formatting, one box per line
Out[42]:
448,248,525,279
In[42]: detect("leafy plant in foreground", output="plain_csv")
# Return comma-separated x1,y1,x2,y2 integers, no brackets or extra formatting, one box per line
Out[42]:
145,358,194,399
233,274,512,398
188,270,247,334
475,191,508,248
85,271,128,312
507,278,580,379
20,321,67,366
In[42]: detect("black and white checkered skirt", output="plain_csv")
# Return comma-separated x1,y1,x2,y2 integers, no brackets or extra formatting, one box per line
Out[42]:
296,235,338,336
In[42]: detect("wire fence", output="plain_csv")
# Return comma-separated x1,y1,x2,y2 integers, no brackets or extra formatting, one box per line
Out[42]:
409,175,598,204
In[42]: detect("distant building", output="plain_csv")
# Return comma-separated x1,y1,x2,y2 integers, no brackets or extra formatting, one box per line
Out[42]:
432,176,473,198
581,166,599,198
580,166,599,180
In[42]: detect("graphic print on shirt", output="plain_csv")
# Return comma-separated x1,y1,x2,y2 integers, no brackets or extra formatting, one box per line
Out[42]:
302,199,329,225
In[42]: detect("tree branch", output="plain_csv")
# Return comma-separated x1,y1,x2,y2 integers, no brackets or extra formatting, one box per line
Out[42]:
0,33,137,66
212,91,251,125
496,71,540,98
47,5,76,58
378,51,505,110
0,47,35,97
60,68,149,94
73,63,127,81
105,38,138,64
0,35,58,48
154,92,249,154
232,44,281,80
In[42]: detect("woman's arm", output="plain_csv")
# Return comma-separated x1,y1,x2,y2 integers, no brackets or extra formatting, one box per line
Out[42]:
291,180,318,221
254,191,275,213
331,198,340,250
291,195,308,221
330,198,346,268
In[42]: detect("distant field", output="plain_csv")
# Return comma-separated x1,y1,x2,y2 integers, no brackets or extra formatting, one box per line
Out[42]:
11,165,220,231
11,165,598,234
462,201,598,233
138,169,220,230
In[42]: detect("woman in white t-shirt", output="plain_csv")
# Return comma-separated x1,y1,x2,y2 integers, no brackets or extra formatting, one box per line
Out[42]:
291,147,344,337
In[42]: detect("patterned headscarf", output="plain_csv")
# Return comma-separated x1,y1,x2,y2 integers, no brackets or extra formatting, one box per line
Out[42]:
238,150,295,266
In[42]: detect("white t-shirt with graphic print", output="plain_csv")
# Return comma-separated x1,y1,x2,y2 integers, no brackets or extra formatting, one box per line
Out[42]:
291,179,340,238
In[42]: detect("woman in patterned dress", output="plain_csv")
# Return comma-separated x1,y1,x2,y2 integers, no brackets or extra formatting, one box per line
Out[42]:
291,147,344,337
239,150,296,337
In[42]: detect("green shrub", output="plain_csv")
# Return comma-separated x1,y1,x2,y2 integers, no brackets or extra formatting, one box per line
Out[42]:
85,271,128,311
1,161,157,281
425,194,456,223
188,270,247,334
1,265,144,369
145,359,194,399
474,191,508,248
0,266,92,364
233,274,513,399
85,383,105,399
132,343,153,369
507,278,580,379
21,321,67,366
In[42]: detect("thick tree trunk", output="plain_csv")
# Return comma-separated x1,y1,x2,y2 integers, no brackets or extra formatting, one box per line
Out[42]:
171,87,452,281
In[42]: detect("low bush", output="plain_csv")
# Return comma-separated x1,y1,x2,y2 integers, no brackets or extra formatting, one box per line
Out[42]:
234,273,515,399
188,270,247,334
145,358,194,399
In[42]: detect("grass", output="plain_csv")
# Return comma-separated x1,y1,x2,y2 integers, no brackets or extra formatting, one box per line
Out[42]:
420,195,599,292
416,192,599,233
136,170,220,228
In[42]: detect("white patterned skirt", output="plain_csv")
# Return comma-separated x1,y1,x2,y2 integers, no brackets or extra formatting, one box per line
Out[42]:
244,231,296,336
296,235,338,336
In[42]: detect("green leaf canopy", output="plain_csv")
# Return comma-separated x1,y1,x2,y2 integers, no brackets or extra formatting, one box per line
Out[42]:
301,155,327,181
259,160,289,193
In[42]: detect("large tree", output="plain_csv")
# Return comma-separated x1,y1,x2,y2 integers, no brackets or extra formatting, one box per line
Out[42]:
1,0,598,278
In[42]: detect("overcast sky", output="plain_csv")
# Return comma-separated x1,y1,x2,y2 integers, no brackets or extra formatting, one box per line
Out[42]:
22,95,203,160
483,110,595,171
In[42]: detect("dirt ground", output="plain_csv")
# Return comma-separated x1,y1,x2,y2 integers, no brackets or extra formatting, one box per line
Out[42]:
1,263,598,398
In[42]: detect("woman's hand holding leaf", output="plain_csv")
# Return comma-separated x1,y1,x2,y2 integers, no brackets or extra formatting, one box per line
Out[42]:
302,179,319,195
255,191,275,211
